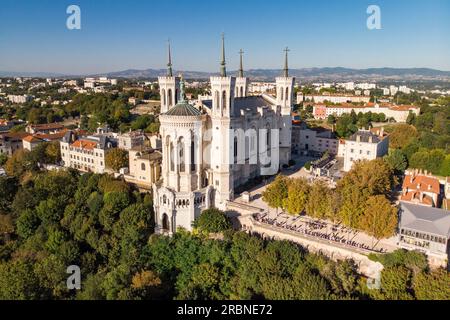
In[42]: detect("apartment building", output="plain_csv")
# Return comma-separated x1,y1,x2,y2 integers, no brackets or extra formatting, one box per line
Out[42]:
400,170,441,207
297,93,371,104
0,132,29,156
339,127,389,171
60,131,117,174
292,122,339,156
26,122,65,134
312,102,420,122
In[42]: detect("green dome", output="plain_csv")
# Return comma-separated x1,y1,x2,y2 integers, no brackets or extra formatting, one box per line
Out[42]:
165,102,201,116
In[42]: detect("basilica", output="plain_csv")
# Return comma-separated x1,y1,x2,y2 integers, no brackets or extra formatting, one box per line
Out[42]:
153,36,295,234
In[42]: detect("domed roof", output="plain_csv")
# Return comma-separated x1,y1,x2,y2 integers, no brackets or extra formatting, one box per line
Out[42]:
163,74,201,117
165,102,201,116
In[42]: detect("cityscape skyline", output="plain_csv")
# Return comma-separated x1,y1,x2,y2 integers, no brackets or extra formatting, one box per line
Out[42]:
0,0,450,75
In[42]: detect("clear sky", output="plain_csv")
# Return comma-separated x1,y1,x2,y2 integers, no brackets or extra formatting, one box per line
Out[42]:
0,0,449,74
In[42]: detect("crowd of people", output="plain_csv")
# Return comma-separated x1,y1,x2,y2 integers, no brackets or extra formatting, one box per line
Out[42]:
252,212,385,253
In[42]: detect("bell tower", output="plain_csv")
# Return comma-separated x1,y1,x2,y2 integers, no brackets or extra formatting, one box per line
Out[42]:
235,49,248,98
210,34,235,208
159,40,180,113
275,47,294,166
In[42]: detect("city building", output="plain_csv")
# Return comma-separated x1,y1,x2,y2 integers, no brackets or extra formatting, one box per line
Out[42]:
60,131,117,173
339,127,389,171
398,202,450,268
297,93,371,104
124,147,162,191
153,39,293,234
312,102,420,122
117,130,146,150
400,170,441,207
292,122,339,155
26,122,65,134
22,130,68,151
0,132,29,156
7,94,32,104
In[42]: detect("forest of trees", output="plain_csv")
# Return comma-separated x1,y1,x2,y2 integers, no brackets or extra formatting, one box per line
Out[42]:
385,97,450,176
0,168,448,300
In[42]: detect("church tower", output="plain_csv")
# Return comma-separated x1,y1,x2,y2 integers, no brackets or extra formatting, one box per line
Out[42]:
235,49,248,98
210,34,235,208
159,40,180,113
276,47,294,166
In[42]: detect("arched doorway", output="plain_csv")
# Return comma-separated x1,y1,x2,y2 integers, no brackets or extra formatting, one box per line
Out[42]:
162,213,170,232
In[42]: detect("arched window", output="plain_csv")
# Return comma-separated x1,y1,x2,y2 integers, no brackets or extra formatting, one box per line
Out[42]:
141,163,146,171
222,90,227,113
170,142,174,171
162,89,166,106
190,141,195,172
163,195,167,204
214,91,220,111
234,136,238,162
266,123,271,157
285,87,289,101
240,86,243,97
175,89,179,104
178,138,185,172
280,88,284,101
168,89,173,107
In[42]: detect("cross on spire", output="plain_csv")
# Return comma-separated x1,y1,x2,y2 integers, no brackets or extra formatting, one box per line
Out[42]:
167,39,173,77
220,33,227,77
238,49,244,78
283,47,290,77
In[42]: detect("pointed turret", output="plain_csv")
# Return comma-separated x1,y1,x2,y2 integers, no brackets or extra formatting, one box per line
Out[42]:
167,40,173,77
238,49,244,78
283,47,290,77
220,33,226,77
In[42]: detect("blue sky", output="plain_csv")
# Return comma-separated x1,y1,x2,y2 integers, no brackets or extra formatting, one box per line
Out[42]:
0,0,449,74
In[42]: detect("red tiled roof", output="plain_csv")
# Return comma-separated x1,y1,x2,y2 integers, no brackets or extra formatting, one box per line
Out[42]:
402,174,440,194
71,139,97,150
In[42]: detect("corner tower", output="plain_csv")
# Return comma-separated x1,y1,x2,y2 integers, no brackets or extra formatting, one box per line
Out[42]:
210,34,235,208
159,40,180,113
276,47,294,166
235,49,248,98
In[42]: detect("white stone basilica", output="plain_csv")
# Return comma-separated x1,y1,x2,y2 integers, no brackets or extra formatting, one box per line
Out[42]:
153,36,295,234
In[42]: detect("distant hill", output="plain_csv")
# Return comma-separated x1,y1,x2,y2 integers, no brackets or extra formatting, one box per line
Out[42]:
96,67,450,81
1,67,450,81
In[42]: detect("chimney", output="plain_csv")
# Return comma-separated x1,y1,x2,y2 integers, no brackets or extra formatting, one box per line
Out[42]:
410,175,414,183
428,184,432,191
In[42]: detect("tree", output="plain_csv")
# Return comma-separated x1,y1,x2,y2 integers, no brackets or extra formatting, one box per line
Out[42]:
0,153,7,166
413,269,450,300
305,180,335,220
384,149,407,174
326,115,336,125
283,178,309,215
388,124,418,149
193,208,232,233
0,260,40,299
380,266,413,300
4,149,37,178
105,148,129,172
262,175,289,209
359,195,398,239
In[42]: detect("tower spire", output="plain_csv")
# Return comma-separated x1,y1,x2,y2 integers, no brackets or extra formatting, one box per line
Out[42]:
167,39,173,77
238,49,244,78
283,47,290,77
220,33,227,77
